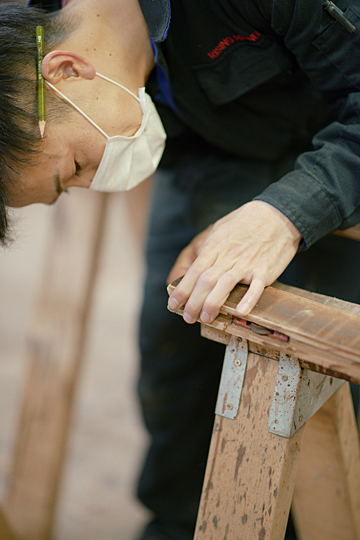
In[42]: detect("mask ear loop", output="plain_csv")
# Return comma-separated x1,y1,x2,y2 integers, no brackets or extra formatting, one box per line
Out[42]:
95,72,141,103
45,80,110,139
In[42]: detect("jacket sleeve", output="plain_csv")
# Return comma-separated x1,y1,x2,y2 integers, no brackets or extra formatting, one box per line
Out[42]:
27,0,62,11
251,0,360,247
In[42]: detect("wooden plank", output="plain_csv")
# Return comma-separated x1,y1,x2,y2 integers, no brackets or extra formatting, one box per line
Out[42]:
201,313,360,383
194,349,305,540
201,320,360,384
0,510,16,540
334,224,360,242
292,382,360,540
168,280,360,383
4,190,109,540
200,323,281,361
272,281,360,316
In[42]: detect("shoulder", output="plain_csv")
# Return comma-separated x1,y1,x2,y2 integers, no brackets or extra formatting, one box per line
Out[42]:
227,0,324,36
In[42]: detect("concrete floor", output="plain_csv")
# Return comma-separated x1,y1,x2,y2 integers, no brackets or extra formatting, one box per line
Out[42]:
0,192,151,539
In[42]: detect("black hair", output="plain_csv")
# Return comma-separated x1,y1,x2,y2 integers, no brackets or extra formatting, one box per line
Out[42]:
0,3,74,245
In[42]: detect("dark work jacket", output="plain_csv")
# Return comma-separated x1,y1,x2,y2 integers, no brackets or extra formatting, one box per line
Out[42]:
29,0,360,247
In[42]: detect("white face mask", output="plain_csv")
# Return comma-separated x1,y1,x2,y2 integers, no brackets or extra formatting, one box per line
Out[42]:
46,72,166,192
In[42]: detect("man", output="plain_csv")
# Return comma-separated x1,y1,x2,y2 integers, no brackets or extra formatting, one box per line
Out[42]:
2,0,360,538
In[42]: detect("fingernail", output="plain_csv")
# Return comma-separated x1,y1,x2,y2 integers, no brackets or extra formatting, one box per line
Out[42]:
200,311,211,323
237,302,250,316
168,297,179,310
183,312,195,324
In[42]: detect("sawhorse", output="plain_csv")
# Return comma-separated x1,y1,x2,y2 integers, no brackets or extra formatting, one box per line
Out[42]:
0,187,359,540
168,280,360,540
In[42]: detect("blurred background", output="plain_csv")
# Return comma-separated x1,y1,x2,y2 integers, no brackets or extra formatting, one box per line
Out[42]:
0,187,152,539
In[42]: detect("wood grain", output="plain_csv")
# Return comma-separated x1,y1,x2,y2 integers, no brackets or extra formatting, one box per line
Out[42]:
292,383,360,540
4,191,109,540
194,351,304,540
168,280,360,383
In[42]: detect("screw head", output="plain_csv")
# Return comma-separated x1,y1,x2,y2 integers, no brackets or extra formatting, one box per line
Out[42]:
227,403,233,410
235,359,242,367
237,337,242,342
282,375,288,382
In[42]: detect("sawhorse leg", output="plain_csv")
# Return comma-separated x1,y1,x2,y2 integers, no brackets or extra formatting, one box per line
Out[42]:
4,191,109,540
194,335,360,540
292,382,360,540
0,510,16,540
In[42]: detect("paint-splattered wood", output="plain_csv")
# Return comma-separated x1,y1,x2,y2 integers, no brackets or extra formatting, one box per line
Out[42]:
4,191,109,540
168,280,360,383
194,350,305,540
292,382,360,540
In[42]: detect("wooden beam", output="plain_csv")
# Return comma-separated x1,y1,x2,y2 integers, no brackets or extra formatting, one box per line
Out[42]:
4,190,109,540
168,280,360,383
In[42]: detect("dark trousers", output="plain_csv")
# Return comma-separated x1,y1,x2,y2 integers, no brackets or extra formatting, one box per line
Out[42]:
137,153,360,540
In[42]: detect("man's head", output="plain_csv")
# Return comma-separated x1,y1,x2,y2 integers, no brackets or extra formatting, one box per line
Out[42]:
0,3,75,244
0,1,151,245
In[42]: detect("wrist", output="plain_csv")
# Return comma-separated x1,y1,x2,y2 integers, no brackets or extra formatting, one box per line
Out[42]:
248,200,302,244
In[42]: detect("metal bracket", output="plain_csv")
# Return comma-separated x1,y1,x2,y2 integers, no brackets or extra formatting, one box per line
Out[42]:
215,335,248,419
268,352,345,438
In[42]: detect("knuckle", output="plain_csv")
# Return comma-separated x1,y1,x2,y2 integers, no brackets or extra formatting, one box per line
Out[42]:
171,288,189,307
191,261,206,276
184,302,201,321
175,293,187,306
197,269,217,289
203,300,219,315
218,271,236,287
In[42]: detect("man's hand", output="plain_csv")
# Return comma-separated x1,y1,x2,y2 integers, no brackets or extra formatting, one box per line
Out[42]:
167,201,301,324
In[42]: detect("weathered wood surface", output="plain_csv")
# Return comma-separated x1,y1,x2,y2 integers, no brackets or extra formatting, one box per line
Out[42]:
170,276,360,539
168,280,360,383
335,224,360,242
194,349,305,540
0,511,16,540
292,382,360,540
4,190,109,540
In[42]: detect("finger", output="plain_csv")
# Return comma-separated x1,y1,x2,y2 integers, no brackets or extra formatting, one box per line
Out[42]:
180,266,223,323
199,270,240,324
167,252,218,313
235,277,266,317
167,225,214,286
166,244,196,286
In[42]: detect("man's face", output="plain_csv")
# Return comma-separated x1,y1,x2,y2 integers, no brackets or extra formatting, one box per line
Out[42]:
8,119,104,207
7,86,143,207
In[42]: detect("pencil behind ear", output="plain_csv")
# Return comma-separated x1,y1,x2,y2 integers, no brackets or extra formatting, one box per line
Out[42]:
41,50,96,84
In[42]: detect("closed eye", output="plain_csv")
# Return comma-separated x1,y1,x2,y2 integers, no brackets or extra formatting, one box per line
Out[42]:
75,161,82,177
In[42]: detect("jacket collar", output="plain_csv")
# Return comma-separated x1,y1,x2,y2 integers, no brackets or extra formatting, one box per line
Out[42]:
138,0,171,42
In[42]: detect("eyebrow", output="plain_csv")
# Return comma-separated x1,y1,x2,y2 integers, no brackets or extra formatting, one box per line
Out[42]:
46,173,64,206
53,172,64,195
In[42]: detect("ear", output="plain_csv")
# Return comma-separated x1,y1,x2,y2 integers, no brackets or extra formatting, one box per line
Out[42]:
41,50,96,84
